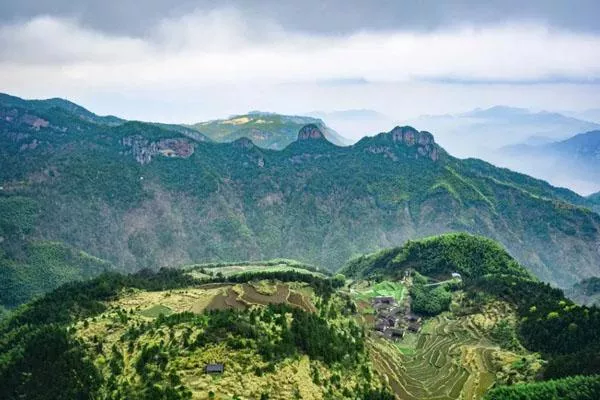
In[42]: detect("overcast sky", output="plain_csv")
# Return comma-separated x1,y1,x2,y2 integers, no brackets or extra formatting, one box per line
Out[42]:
1,0,600,125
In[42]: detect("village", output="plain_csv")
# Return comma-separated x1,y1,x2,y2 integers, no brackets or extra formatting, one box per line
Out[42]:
370,271,462,341
372,293,421,340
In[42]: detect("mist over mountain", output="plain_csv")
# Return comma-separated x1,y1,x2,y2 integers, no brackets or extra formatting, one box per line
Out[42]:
404,106,600,158
496,130,600,195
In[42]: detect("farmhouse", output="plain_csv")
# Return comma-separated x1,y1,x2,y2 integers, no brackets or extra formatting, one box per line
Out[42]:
405,313,422,323
205,363,225,374
407,322,421,333
375,321,388,332
389,328,405,339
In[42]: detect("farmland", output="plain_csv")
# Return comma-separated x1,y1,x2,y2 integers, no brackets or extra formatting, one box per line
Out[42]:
366,300,541,400
109,281,317,317
352,281,406,303
67,273,386,399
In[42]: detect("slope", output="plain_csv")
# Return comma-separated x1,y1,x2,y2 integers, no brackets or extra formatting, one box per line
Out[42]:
342,234,600,398
1,93,600,298
0,268,393,400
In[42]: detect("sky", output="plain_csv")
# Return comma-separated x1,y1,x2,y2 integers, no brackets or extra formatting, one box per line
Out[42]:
1,0,600,126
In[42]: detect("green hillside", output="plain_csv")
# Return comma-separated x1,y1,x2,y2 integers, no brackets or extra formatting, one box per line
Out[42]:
0,268,393,400
341,233,532,281
190,112,348,149
2,93,600,310
343,234,600,399
2,236,600,399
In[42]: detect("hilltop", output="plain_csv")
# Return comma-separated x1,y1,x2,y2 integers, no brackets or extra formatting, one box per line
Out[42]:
2,235,599,400
2,93,600,309
190,112,348,149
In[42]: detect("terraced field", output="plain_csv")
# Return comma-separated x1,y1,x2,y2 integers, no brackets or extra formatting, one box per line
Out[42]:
369,315,504,400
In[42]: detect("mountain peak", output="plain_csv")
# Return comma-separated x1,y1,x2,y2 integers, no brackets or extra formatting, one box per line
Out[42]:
297,124,326,141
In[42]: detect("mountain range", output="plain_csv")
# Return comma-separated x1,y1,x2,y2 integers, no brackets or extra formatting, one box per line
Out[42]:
2,93,600,309
189,111,348,149
404,106,600,159
499,130,600,195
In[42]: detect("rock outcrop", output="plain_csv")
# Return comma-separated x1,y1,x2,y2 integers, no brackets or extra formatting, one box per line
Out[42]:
122,136,195,165
297,124,326,141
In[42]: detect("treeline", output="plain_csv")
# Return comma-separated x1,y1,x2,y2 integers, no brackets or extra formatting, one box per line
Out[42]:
187,258,328,275
484,375,600,400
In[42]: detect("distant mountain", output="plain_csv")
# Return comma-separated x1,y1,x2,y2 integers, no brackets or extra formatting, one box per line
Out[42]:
499,130,600,195
308,109,396,142
2,93,600,309
570,108,600,124
405,105,600,158
190,112,348,149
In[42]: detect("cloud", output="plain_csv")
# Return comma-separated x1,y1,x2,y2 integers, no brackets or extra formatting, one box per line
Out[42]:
1,9,600,93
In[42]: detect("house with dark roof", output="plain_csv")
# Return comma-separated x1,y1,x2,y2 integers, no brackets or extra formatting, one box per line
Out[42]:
389,328,405,339
407,322,421,333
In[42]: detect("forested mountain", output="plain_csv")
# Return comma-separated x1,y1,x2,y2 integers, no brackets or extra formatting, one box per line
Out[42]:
190,111,348,149
2,93,600,310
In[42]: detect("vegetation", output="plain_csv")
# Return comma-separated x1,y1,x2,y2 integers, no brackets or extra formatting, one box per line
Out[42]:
342,233,532,282
410,282,452,316
2,94,600,305
344,234,600,398
0,266,392,399
484,375,600,400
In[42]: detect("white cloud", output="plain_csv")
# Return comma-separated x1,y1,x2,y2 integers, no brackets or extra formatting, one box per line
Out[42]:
1,10,600,91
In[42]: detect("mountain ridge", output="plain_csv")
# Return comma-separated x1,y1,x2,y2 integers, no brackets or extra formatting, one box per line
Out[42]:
2,93,600,306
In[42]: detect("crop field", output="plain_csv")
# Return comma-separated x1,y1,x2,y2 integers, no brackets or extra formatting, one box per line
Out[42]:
368,310,524,400
353,280,406,303
113,281,316,317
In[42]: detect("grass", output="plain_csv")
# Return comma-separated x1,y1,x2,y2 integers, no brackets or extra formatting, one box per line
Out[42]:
72,283,380,400
139,304,173,318
354,280,406,303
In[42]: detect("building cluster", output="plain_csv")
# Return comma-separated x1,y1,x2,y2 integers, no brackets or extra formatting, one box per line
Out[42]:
372,296,422,340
